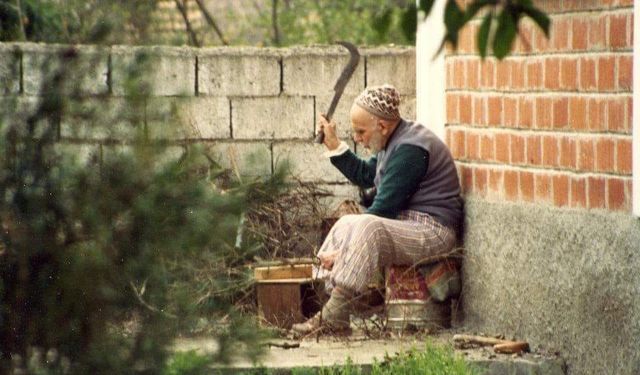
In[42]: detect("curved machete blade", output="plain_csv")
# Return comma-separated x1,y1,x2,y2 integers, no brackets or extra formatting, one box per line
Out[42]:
314,41,360,144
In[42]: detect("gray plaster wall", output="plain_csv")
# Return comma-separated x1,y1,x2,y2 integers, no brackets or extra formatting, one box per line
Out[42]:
0,43,416,208
461,198,640,375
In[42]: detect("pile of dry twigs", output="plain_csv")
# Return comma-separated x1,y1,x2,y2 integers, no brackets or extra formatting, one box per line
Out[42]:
244,178,332,260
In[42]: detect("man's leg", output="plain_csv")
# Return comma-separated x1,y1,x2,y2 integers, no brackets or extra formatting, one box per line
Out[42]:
330,211,456,294
293,211,455,335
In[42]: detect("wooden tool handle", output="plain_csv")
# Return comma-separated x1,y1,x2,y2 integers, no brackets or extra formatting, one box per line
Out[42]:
493,341,529,354
453,334,507,346
453,334,529,354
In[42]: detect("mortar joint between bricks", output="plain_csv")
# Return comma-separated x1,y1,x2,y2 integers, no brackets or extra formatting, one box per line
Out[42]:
445,125,632,139
455,160,631,179
445,91,632,100
445,50,633,59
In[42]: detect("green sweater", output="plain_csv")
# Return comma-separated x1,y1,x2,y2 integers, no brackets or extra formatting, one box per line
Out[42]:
330,145,429,219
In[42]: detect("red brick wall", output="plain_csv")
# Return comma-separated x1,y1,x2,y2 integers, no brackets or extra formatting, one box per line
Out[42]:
445,0,633,211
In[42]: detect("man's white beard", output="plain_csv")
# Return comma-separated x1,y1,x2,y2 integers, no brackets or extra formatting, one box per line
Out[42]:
367,130,384,154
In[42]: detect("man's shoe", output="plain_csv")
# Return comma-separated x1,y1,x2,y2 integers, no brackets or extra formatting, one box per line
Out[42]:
291,290,352,336
290,313,350,336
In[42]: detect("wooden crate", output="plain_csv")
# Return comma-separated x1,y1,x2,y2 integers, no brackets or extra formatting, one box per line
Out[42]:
254,264,325,329
254,264,312,280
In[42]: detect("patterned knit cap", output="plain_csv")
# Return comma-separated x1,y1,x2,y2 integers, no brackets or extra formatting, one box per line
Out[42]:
355,84,401,120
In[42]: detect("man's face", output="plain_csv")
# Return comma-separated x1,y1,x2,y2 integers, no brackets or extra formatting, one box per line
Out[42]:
350,105,384,153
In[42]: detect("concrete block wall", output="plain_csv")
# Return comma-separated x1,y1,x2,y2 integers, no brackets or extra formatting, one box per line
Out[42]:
0,42,416,207
445,0,633,213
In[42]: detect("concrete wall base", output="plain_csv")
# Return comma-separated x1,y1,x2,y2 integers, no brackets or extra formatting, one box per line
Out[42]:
461,198,640,375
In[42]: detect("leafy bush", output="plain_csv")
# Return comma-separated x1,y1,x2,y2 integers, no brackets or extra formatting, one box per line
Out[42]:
0,0,158,44
253,0,417,46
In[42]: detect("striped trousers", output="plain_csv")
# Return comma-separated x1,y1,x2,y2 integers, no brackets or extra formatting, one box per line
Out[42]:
318,210,456,295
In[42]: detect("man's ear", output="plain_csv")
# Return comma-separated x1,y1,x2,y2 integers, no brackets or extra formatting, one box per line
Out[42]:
378,120,389,135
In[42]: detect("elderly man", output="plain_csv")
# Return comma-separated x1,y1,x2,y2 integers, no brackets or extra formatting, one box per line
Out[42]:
292,84,463,335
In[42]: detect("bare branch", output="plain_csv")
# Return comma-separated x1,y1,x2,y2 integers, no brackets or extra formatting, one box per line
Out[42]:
272,0,281,46
130,281,177,319
193,0,229,46
15,0,26,41
174,0,201,47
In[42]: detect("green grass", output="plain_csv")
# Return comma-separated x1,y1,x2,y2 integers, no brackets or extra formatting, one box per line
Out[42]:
163,350,213,375
370,344,480,375
167,341,480,375
290,342,480,375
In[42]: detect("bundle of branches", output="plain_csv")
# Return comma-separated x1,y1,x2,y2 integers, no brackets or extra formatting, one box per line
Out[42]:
244,178,332,261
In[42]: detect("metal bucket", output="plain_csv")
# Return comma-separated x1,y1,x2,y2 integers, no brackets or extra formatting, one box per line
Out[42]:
385,265,452,331
386,299,451,331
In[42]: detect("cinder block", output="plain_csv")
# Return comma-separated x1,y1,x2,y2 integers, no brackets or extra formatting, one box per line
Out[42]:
316,183,360,210
146,97,230,140
100,144,192,179
101,144,187,168
198,48,281,96
0,96,38,125
272,141,353,183
364,47,416,95
22,43,109,96
100,144,133,164
232,96,313,140
111,46,195,96
283,46,365,96
400,95,417,120
206,141,272,177
54,143,100,166
60,97,144,140
316,93,357,139
0,44,21,94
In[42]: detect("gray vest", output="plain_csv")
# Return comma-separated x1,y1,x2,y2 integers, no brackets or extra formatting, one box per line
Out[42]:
373,119,463,230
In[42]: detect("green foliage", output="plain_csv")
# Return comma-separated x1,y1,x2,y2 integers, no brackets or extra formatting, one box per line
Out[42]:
1,0,549,60
442,0,466,48
419,0,436,16
493,6,517,59
477,13,493,58
0,46,279,374
429,0,550,59
287,342,478,375
290,358,363,375
0,0,159,44
0,0,60,41
163,351,212,375
399,3,418,44
252,0,416,46
371,344,479,375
